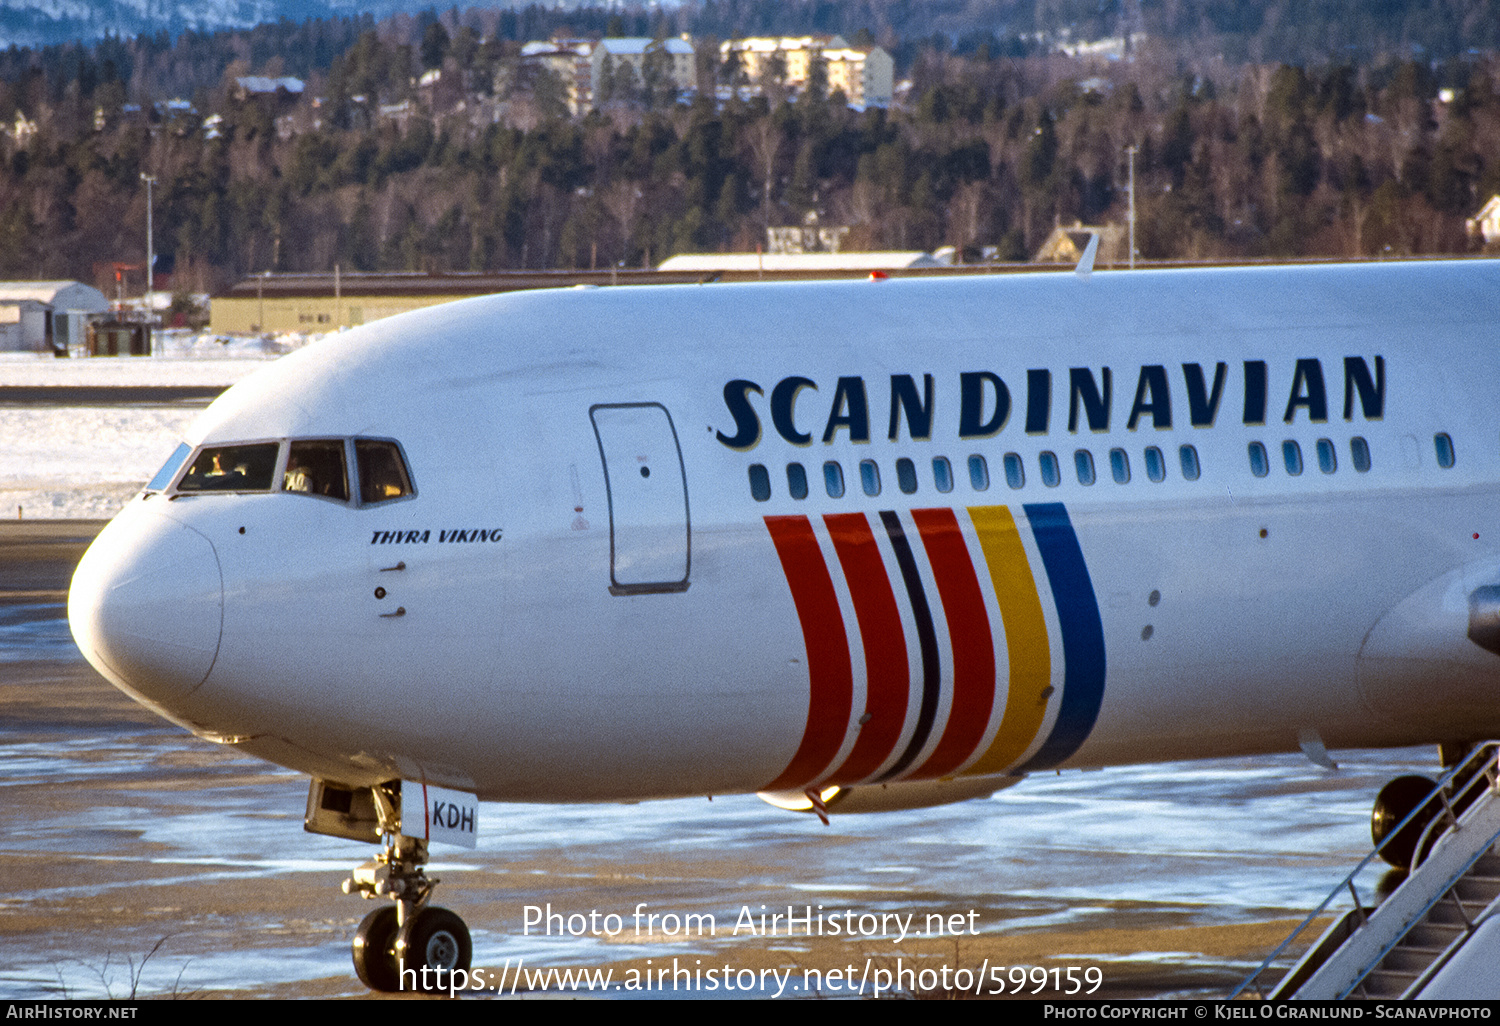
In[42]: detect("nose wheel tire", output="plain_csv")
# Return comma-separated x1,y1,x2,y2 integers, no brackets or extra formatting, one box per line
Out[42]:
352,906,401,992
396,907,473,992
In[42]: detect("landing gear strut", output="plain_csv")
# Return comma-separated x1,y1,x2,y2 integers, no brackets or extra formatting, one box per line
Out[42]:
343,832,473,993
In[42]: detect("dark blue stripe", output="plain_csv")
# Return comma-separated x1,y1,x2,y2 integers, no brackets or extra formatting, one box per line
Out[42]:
1015,502,1106,772
875,510,940,782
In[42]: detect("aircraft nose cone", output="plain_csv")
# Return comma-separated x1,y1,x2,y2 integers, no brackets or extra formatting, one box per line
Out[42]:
69,510,223,706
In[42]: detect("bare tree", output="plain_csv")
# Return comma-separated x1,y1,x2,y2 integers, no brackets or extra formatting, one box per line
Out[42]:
950,179,988,258
744,115,784,235
602,179,642,266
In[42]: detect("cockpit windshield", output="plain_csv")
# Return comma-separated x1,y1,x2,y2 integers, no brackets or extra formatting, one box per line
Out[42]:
176,443,280,492
356,439,414,504
146,442,192,492
284,439,349,501
161,437,413,505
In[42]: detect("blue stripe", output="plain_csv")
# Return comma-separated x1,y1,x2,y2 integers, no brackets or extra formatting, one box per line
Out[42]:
875,510,941,782
1015,502,1106,772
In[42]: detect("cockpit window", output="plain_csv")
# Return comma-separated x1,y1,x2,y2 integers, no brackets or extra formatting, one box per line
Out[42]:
355,439,414,504
146,442,192,492
285,439,349,501
168,436,411,504
177,443,280,492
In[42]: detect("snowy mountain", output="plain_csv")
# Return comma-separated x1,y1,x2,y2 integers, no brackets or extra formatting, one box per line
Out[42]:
0,0,297,47
0,0,490,48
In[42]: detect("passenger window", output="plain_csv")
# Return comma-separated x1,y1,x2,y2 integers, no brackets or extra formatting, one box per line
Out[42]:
1039,451,1061,487
178,442,281,492
1075,449,1096,485
1282,440,1303,476
968,455,989,491
786,462,809,500
1179,444,1201,481
932,457,953,493
1109,448,1130,484
1350,437,1371,473
285,439,349,501
896,457,918,494
1435,433,1455,468
1003,452,1025,490
860,459,881,496
824,461,845,498
1315,438,1337,474
1248,442,1269,478
355,439,414,504
147,442,191,491
1144,446,1165,483
749,464,771,501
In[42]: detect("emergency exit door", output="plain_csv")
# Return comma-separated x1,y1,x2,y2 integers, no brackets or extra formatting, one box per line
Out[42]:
589,403,691,594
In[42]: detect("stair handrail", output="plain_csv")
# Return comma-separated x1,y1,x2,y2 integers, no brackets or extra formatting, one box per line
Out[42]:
1405,757,1497,876
1228,742,1500,1000
1352,833,1500,999
1341,774,1500,999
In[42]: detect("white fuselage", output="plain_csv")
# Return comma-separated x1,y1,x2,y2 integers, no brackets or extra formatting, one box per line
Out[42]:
67,261,1500,803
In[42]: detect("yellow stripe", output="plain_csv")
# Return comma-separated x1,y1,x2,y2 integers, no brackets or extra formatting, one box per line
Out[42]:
963,505,1052,776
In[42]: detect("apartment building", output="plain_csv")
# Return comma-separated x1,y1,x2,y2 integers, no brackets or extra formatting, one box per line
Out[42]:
720,36,893,107
591,37,696,106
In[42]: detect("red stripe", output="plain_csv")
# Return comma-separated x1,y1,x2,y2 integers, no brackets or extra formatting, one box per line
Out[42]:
823,512,910,783
761,516,853,791
909,507,995,779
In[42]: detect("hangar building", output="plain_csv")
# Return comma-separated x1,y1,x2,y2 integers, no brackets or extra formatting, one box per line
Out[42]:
0,281,111,354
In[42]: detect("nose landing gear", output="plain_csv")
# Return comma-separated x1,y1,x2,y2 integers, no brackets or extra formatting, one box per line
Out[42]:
306,779,473,994
344,833,474,993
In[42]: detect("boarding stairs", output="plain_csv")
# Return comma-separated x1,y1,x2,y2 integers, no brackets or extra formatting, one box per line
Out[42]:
1232,742,1500,1000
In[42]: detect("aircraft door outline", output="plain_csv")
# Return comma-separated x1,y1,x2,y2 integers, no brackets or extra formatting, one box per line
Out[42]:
589,402,692,595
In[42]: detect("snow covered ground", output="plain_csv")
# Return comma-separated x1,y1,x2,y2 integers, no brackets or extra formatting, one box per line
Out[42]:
0,331,322,519
0,328,317,387
0,405,202,519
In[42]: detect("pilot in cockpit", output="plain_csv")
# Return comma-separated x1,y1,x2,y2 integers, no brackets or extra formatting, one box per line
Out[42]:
284,456,313,493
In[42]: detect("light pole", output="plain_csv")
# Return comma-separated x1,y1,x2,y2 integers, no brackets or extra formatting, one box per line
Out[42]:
1125,146,1136,270
140,173,156,322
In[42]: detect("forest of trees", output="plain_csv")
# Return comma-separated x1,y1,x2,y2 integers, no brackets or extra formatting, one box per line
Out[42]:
0,1,1496,295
